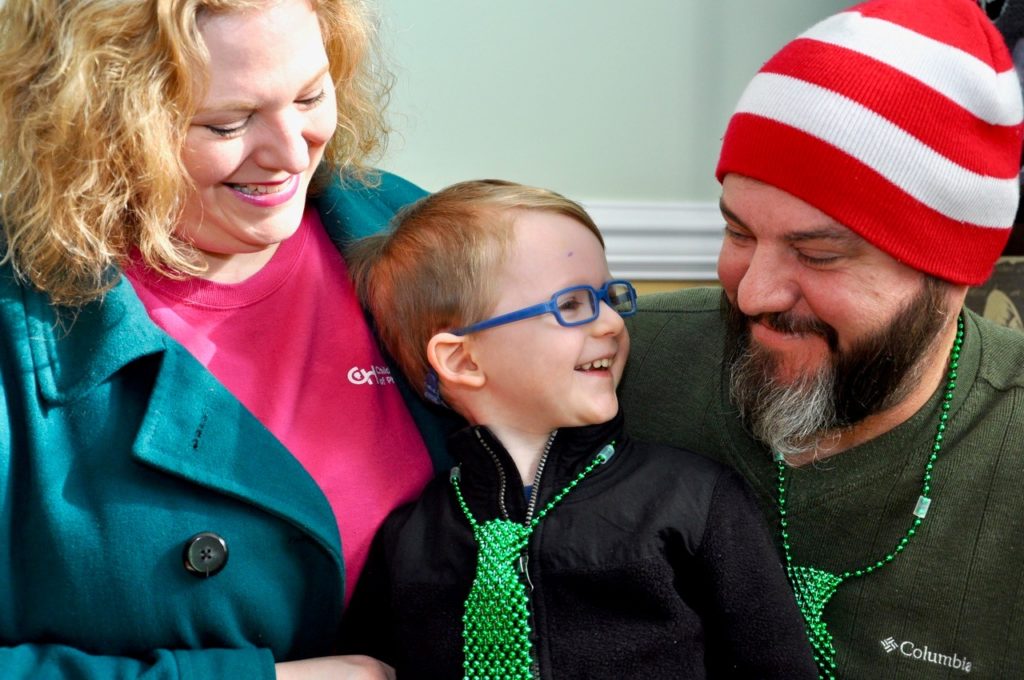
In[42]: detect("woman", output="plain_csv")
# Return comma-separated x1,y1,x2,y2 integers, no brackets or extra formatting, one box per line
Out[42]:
0,0,452,677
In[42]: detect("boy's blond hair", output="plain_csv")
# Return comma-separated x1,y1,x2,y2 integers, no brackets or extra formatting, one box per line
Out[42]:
0,0,388,306
349,179,604,395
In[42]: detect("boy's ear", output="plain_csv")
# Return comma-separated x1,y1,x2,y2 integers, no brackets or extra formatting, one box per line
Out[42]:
427,332,486,388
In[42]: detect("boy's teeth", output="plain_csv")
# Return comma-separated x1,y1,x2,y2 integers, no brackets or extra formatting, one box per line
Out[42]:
577,357,612,370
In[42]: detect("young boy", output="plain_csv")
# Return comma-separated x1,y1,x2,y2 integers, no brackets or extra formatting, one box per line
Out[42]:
343,180,816,679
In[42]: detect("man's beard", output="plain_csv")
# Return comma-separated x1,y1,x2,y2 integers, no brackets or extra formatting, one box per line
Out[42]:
725,278,951,462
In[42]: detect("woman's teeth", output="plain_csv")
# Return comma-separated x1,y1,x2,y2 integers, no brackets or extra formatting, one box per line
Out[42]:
229,182,287,196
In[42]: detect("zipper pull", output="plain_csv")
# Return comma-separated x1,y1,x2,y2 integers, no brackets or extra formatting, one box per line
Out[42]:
518,552,535,591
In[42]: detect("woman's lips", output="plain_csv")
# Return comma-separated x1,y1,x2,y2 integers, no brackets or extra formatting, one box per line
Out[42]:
226,174,300,207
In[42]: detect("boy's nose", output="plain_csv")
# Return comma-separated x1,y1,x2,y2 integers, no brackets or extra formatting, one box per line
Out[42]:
591,299,626,335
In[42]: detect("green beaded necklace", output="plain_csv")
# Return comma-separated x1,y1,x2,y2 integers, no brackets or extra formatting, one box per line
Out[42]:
451,440,615,680
776,313,964,679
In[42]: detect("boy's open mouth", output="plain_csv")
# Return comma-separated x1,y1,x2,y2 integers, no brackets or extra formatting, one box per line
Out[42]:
575,357,613,371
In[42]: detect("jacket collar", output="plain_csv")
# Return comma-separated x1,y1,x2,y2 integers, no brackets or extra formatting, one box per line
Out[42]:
23,271,167,404
450,411,623,523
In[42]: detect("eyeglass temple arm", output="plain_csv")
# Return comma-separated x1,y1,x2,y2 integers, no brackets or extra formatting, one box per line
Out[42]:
451,301,554,336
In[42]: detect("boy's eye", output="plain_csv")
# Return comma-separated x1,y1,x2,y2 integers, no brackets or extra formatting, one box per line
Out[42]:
556,290,594,322
607,287,632,309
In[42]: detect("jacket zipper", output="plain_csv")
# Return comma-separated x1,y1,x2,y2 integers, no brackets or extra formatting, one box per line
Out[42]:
519,431,557,592
474,428,510,520
524,432,556,524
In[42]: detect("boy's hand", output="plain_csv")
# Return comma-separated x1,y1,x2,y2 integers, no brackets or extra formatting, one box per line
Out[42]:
275,654,396,680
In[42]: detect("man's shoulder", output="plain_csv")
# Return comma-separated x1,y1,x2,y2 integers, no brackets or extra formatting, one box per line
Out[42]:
971,309,1024,391
627,286,725,354
635,286,723,314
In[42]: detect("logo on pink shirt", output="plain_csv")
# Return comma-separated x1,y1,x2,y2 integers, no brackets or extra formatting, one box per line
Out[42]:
347,364,396,386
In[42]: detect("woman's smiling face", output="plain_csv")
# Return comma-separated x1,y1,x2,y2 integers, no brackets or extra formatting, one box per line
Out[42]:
177,0,337,281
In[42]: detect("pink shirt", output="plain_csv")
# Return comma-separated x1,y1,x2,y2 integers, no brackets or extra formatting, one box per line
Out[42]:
125,206,432,603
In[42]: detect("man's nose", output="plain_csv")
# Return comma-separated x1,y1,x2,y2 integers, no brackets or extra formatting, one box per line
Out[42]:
735,248,800,317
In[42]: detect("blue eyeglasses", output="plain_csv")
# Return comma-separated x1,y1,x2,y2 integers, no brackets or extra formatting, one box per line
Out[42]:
451,279,638,336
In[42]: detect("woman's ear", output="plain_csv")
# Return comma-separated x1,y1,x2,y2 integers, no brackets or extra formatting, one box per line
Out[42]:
427,332,486,388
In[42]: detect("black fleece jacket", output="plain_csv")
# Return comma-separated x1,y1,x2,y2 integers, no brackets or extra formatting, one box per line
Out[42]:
342,412,816,679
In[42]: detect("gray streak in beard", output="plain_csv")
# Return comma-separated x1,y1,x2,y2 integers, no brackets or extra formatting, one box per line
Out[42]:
728,341,839,462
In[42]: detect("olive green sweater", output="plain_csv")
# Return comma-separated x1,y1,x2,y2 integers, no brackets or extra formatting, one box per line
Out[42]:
620,287,1024,679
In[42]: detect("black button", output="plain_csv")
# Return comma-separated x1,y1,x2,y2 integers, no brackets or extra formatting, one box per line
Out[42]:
183,532,228,577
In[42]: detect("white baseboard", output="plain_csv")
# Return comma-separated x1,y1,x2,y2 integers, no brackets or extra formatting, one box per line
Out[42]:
581,200,723,281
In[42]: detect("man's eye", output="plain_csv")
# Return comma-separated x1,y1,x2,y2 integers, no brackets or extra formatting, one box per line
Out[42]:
797,252,841,266
723,225,753,242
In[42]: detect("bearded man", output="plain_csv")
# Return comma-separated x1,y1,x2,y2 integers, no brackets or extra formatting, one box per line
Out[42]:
619,0,1024,677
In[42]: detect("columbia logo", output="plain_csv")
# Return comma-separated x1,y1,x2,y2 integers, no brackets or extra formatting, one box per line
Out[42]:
880,636,972,673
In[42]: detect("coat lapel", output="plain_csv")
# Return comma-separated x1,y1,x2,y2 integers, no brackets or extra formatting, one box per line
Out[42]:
24,273,343,561
131,345,343,560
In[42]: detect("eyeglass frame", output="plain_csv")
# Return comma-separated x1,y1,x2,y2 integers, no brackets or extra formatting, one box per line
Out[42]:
450,279,638,336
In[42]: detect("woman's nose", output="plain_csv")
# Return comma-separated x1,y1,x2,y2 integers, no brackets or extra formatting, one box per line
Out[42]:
253,113,311,174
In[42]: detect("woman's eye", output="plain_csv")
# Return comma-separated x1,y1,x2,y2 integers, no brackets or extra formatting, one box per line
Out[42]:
204,119,249,137
298,89,327,107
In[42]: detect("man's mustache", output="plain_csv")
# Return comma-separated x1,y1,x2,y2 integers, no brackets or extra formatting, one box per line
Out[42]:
745,312,839,351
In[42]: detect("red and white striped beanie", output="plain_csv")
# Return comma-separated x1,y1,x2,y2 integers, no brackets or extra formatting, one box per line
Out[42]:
716,0,1024,285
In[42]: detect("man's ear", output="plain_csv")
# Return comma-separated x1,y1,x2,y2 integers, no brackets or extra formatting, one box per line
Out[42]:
428,332,486,388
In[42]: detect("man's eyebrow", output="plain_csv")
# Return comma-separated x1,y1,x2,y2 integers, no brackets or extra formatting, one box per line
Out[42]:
719,198,747,229
782,226,859,246
719,196,859,245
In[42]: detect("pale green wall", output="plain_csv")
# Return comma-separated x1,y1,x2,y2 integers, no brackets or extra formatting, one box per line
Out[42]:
376,0,849,202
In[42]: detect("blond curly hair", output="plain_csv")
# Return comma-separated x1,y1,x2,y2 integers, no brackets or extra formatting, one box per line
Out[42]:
0,0,389,306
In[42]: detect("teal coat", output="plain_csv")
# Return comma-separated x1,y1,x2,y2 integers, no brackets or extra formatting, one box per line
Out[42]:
0,172,453,679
